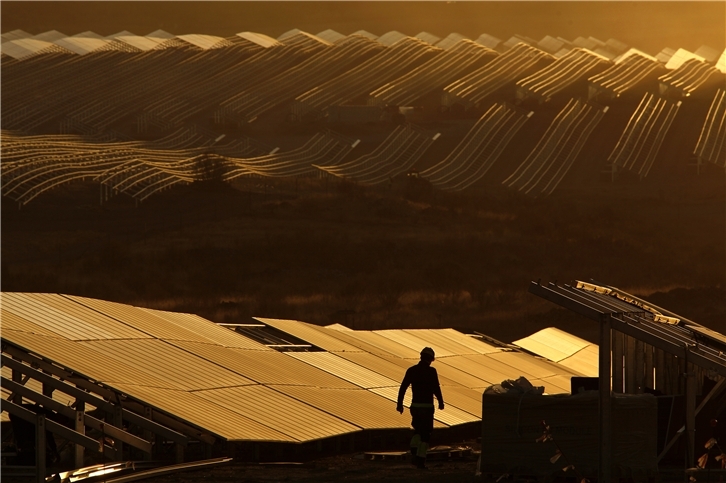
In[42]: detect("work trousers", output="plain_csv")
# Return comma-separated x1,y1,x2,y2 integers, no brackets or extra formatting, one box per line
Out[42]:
410,406,434,443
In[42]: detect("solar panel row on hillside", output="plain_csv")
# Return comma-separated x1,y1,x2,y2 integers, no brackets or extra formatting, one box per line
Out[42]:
1,292,584,444
2,28,724,201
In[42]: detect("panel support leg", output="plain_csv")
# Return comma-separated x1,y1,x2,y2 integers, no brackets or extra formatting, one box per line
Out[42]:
686,367,696,467
599,314,612,483
36,414,46,483
75,410,85,469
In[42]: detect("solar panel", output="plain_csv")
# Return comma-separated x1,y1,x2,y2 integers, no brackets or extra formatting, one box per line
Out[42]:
112,383,294,442
167,341,357,388
142,308,271,349
79,339,257,390
286,352,399,388
195,385,360,441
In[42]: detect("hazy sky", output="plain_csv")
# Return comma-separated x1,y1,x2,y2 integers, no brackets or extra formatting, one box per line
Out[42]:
2,2,725,55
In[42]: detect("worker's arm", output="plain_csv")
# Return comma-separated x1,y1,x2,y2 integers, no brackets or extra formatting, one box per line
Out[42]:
433,368,444,410
396,369,411,413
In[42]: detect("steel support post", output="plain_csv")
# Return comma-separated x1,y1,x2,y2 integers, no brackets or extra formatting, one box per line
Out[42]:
11,363,23,403
599,314,612,483
686,366,696,468
36,414,46,483
75,410,85,469
143,406,154,461
113,405,124,459
175,443,185,464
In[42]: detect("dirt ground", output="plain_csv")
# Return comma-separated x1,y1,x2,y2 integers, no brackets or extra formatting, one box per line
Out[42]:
133,451,483,483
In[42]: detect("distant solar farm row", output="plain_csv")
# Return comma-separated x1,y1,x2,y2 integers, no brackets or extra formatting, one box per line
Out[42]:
2,28,725,203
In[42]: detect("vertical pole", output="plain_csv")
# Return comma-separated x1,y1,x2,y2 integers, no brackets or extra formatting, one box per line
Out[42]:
685,354,696,468
11,364,23,403
612,331,624,393
143,407,154,461
599,314,612,483
42,379,54,399
625,335,636,393
645,344,654,390
175,443,185,464
655,349,665,393
113,406,123,460
664,353,673,394
36,414,46,483
75,410,85,468
634,339,644,393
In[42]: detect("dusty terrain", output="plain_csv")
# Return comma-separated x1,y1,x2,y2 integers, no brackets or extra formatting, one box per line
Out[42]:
145,450,483,483
2,161,725,344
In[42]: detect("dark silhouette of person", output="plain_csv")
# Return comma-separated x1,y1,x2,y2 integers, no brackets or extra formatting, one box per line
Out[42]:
396,346,444,469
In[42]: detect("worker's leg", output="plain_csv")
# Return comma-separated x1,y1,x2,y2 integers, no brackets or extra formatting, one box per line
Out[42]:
409,433,420,456
411,407,434,468
409,408,422,461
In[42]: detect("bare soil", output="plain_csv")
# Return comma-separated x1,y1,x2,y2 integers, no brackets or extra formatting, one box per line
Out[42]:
2,163,724,344
146,454,482,483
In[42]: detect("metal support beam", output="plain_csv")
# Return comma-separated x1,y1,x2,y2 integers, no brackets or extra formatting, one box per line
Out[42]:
645,344,655,390
11,359,23,404
686,366,696,467
657,377,726,462
1,377,152,454
612,331,624,393
0,377,151,454
599,314,612,483
75,410,85,469
36,414,46,483
2,345,117,400
528,282,726,377
175,443,185,464
123,400,215,445
112,405,124,458
1,356,188,445
635,339,644,393
203,442,213,459
529,282,604,321
625,335,635,393
1,399,100,452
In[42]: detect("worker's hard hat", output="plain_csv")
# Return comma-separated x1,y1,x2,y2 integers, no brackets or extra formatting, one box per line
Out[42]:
420,347,435,361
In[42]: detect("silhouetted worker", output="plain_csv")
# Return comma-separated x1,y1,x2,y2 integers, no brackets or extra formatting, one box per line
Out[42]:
397,346,444,469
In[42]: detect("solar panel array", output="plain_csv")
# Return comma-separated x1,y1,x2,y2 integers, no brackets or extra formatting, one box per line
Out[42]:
2,28,725,203
1,292,585,443
513,327,599,376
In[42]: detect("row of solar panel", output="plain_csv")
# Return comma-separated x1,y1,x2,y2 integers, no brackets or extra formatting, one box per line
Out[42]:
0,292,597,443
